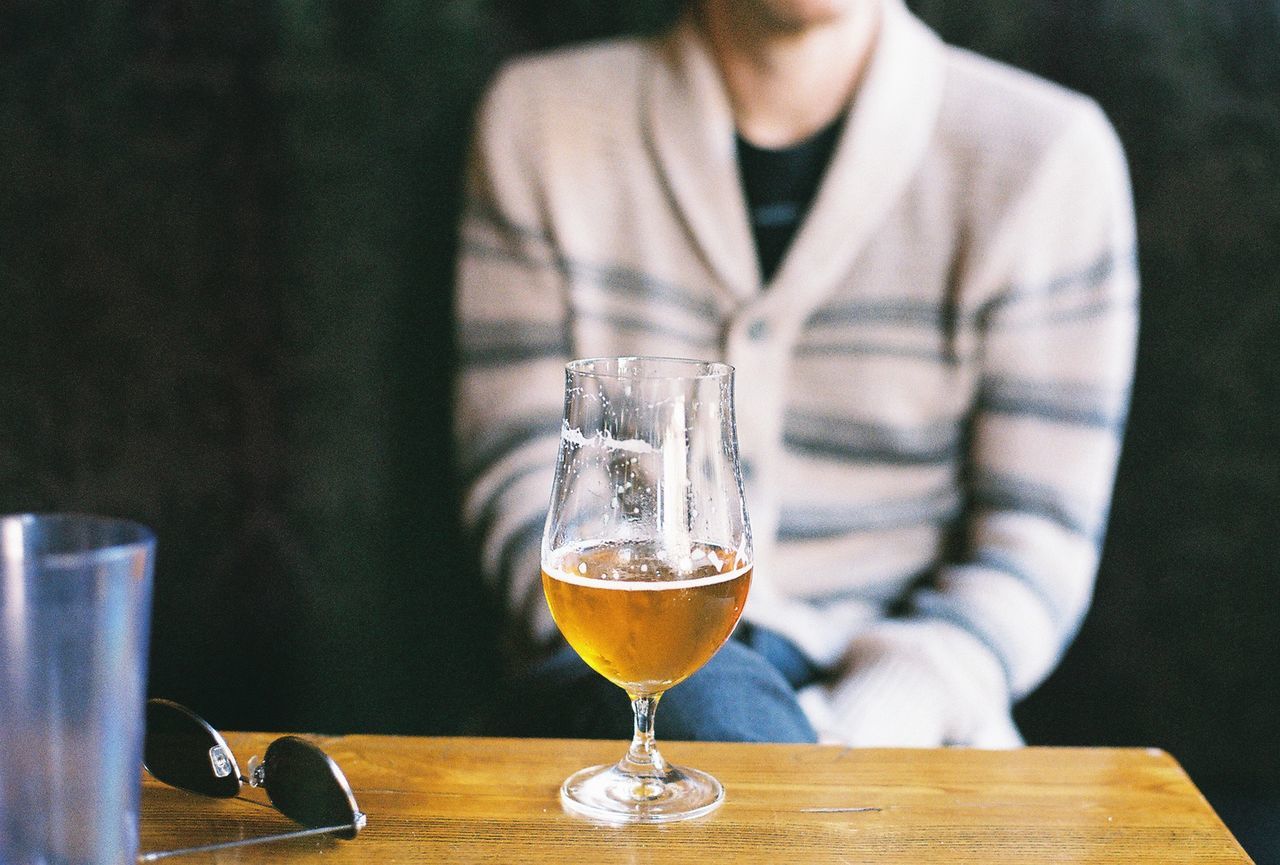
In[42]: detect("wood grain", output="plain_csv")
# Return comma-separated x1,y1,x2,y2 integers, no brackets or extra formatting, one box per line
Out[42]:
139,735,1253,863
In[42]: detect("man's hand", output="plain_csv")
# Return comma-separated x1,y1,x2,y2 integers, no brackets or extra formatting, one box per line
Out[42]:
797,620,1023,748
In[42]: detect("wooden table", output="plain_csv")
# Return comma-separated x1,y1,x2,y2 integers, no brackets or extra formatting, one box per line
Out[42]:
140,734,1253,863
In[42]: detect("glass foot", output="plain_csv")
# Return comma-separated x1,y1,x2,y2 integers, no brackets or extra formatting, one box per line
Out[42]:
560,761,724,824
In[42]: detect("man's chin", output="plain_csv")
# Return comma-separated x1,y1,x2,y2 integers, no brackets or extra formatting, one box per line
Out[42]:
747,0,865,32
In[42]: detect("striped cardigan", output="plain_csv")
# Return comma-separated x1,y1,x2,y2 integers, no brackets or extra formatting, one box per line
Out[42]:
455,0,1138,746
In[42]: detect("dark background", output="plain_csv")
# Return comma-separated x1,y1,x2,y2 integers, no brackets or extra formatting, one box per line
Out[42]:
2,0,1277,858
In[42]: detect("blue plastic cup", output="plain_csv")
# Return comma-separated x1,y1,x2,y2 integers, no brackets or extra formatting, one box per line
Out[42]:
0,514,156,865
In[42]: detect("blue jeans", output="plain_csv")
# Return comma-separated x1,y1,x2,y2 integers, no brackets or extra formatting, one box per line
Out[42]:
487,623,820,743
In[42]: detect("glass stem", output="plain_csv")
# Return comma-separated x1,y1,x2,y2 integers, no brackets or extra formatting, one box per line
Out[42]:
621,693,668,779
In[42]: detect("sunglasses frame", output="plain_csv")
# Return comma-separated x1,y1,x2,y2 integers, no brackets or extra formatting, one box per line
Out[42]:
141,699,366,860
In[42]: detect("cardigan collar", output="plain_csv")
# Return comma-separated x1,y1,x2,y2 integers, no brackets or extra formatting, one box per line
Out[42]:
643,0,947,311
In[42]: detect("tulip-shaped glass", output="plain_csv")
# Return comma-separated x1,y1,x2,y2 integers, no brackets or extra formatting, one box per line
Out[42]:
542,357,753,823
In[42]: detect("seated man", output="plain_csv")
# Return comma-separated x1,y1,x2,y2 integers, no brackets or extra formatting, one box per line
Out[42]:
454,0,1137,746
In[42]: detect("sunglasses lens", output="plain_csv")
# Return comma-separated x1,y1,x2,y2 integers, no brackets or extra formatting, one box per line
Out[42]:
143,699,242,798
261,736,362,837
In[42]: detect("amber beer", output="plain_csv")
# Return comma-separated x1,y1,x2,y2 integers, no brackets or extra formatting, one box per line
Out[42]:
542,541,751,697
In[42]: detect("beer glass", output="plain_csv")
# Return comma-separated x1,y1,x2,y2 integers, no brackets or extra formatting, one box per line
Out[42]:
542,357,752,823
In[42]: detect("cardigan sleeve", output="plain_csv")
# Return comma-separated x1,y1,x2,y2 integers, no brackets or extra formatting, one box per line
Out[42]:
818,100,1139,747
454,66,570,654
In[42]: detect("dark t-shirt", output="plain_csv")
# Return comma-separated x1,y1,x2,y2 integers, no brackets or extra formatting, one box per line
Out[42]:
736,115,846,283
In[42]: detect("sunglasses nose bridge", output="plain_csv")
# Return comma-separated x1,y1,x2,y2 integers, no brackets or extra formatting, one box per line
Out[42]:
246,754,267,789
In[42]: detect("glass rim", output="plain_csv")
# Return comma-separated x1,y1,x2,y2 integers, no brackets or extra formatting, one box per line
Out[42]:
566,356,733,381
0,512,156,558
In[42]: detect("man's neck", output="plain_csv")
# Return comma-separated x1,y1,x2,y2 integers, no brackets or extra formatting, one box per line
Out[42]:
695,1,882,149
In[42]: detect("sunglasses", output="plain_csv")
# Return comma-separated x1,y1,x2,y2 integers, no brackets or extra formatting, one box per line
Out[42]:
140,699,367,861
